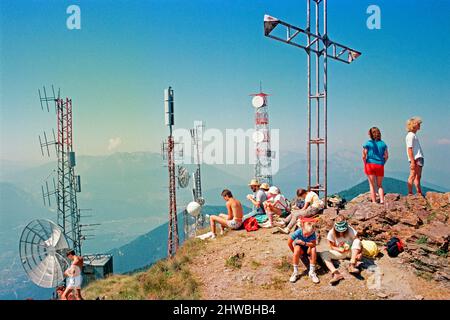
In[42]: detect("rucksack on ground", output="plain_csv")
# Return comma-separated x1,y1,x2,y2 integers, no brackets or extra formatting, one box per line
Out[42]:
327,194,346,209
243,217,259,232
386,237,404,257
361,240,379,258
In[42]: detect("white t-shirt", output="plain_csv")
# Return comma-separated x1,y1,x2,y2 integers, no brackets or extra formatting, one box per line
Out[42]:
327,226,357,247
272,194,289,210
405,132,423,160
305,191,324,209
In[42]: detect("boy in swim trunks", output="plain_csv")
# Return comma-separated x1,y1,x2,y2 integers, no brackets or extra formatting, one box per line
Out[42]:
62,249,84,300
208,189,243,239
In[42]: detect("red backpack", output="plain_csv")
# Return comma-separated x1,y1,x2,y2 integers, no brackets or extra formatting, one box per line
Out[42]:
243,217,259,232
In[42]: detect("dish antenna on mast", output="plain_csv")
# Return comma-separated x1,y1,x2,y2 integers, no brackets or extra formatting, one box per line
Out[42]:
19,219,70,288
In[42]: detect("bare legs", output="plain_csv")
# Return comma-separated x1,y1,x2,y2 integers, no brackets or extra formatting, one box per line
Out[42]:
350,249,363,266
288,239,316,265
264,203,282,225
367,175,377,203
377,176,384,204
61,287,71,300
415,165,423,195
367,175,385,203
75,288,83,300
209,214,229,235
408,163,423,196
320,239,363,283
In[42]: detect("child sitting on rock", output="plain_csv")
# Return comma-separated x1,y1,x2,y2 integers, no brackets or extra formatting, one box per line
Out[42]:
287,217,320,284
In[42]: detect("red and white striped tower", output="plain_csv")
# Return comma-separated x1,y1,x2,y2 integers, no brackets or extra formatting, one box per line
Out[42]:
250,88,273,186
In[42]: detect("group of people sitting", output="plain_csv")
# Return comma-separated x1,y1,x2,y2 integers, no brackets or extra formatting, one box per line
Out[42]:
201,117,426,285
201,179,363,286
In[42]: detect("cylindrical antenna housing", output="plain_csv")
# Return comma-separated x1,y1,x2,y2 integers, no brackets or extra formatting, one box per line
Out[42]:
164,87,174,126
68,151,76,168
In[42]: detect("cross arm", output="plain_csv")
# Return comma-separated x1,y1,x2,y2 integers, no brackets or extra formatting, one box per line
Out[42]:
264,15,361,64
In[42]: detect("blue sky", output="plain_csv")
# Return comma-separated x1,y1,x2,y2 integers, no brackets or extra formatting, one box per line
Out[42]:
1,0,449,169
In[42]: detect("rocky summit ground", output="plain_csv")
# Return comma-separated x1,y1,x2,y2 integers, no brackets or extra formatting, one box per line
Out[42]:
83,191,449,300
189,192,450,300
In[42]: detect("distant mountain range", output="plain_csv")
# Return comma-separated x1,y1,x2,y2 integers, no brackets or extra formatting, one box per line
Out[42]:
109,205,252,274
0,183,54,300
0,150,447,299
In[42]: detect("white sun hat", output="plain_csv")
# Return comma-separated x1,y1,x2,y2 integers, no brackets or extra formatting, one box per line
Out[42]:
268,186,279,195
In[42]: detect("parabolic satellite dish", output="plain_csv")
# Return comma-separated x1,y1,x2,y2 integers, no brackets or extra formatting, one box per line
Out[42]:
196,197,206,206
252,95,265,108
19,219,70,288
186,201,202,217
177,166,190,188
252,131,265,143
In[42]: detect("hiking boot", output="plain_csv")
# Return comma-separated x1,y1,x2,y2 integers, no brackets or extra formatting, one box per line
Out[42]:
348,264,360,275
289,271,300,283
329,271,344,285
276,227,290,234
309,271,320,284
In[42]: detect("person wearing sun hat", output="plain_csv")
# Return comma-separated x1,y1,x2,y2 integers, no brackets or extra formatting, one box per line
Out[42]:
261,186,290,228
246,179,267,215
319,215,363,285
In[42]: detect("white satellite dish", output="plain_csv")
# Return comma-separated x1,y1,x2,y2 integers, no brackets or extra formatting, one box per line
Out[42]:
19,219,70,288
177,166,190,188
196,197,206,206
252,95,265,108
186,201,202,217
252,131,264,143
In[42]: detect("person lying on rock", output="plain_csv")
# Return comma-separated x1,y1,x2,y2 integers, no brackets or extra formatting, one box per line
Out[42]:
319,215,363,285
287,217,320,284
206,189,243,239
275,188,324,234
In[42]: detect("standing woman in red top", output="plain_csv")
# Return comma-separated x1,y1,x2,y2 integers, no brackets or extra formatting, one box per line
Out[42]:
362,127,389,204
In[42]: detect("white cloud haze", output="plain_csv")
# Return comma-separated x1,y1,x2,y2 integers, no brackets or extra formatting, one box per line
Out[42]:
108,137,122,151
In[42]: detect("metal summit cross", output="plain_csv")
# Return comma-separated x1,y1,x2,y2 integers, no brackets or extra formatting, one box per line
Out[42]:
264,0,361,206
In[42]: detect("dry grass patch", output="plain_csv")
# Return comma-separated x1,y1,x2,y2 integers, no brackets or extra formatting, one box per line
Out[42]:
83,238,205,300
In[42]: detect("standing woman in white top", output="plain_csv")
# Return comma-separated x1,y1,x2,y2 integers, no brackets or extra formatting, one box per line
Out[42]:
405,117,424,196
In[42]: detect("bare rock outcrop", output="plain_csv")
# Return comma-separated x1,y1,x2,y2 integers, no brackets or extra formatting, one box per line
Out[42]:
318,191,450,285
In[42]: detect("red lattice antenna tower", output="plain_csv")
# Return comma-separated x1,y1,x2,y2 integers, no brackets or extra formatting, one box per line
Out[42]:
250,83,273,186
38,86,82,255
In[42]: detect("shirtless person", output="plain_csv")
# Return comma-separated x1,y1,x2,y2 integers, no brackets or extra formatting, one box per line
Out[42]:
62,250,84,300
208,189,243,238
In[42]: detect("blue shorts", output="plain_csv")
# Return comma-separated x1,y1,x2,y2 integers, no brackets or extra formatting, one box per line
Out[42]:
295,244,309,255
